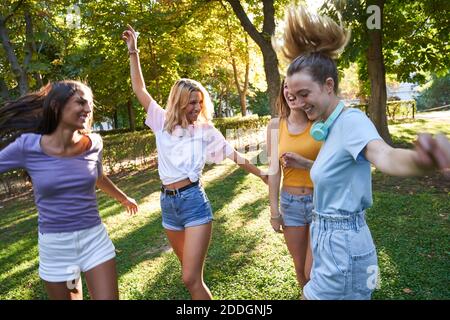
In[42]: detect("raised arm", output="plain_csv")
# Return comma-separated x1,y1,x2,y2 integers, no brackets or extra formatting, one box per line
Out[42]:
122,24,152,112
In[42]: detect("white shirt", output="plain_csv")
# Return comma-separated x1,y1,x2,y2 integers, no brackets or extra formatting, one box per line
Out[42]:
145,100,234,185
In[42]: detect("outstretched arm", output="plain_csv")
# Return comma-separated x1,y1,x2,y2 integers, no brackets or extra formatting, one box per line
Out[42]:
365,133,450,177
227,150,268,184
122,24,152,112
96,173,138,215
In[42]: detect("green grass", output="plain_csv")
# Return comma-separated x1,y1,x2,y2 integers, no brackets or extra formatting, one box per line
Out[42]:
0,112,449,300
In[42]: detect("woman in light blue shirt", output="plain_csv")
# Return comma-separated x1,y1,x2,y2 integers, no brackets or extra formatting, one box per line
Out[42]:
278,6,450,299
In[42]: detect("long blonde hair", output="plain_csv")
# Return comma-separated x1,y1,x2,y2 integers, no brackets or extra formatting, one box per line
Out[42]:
279,5,350,93
164,78,214,134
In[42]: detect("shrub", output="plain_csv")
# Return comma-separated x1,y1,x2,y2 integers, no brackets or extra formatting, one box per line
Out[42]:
0,115,272,197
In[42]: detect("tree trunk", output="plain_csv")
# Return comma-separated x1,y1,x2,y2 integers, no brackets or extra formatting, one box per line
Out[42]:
241,36,250,116
0,78,11,101
24,11,43,89
0,1,28,95
127,99,136,131
261,49,280,117
0,17,29,95
366,0,391,144
224,6,250,117
217,89,224,118
113,110,119,129
226,0,280,117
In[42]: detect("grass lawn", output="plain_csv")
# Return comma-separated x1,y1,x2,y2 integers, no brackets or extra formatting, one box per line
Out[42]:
0,111,449,300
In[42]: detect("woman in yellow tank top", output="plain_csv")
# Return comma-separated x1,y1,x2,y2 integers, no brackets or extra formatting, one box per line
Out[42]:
266,79,322,290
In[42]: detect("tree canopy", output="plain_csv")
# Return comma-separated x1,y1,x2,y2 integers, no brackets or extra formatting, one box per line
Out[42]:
1,0,448,133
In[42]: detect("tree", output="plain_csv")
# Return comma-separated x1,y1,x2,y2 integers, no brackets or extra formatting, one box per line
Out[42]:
0,0,34,96
366,0,390,143
218,0,250,116
1,0,277,127
225,0,280,116
0,0,79,97
325,0,450,143
416,71,450,111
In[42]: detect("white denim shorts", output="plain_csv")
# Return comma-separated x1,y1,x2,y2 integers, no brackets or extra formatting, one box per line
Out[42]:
38,223,116,282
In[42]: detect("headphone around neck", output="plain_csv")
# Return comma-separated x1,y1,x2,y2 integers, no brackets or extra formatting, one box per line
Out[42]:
310,101,345,141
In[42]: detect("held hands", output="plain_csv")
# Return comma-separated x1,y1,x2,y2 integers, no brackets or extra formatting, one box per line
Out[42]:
280,152,313,170
120,196,139,215
414,133,450,177
270,210,284,233
121,24,139,52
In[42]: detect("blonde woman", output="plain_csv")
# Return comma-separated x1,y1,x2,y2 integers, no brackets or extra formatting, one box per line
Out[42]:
266,78,321,291
122,25,267,299
278,6,450,300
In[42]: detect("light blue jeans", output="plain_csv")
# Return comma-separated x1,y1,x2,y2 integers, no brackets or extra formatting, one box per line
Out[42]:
280,191,313,227
160,184,213,231
303,210,378,300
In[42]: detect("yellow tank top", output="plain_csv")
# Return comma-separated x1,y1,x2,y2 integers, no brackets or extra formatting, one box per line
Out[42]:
278,118,322,188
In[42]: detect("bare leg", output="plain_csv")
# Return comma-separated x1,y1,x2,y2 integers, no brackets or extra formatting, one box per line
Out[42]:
84,258,119,300
165,228,185,264
283,225,311,288
304,226,313,281
44,278,83,300
181,223,213,300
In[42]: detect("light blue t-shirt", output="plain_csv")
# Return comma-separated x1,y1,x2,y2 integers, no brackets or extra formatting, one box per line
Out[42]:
310,108,382,215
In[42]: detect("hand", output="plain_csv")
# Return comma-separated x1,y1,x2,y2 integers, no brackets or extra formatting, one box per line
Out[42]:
414,133,450,177
281,152,313,170
120,196,139,215
121,24,138,52
270,211,284,233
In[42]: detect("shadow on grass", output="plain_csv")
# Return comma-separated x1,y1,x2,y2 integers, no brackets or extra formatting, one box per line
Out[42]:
134,168,269,299
367,192,450,300
0,260,45,299
11,162,248,298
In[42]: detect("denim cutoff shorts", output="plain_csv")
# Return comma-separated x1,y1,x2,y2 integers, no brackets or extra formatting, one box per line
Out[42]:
303,210,378,300
160,184,213,231
280,191,313,227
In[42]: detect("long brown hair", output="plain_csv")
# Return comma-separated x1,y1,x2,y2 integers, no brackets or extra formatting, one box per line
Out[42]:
276,78,290,119
279,6,350,93
0,80,92,148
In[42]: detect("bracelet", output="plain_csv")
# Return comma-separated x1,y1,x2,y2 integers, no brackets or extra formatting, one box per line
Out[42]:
128,49,140,55
270,214,282,220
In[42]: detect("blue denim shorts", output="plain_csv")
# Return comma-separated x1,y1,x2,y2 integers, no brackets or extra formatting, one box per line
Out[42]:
280,191,313,227
303,210,378,300
160,184,213,231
